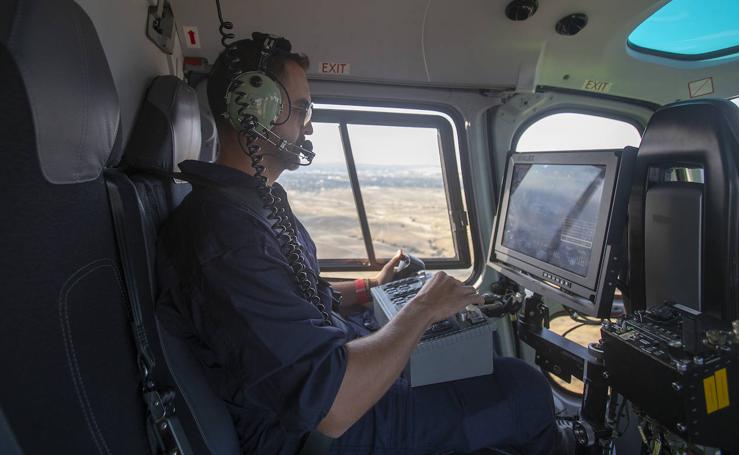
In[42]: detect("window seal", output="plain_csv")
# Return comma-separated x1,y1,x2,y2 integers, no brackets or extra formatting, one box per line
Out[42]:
536,86,661,112
627,40,739,62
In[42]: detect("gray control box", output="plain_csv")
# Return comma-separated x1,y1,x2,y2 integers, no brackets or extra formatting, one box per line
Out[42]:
371,274,495,387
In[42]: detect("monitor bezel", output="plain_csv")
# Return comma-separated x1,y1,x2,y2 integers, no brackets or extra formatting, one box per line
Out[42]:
491,150,623,302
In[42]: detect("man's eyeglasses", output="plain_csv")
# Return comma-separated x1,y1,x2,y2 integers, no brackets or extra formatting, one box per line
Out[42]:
291,102,313,126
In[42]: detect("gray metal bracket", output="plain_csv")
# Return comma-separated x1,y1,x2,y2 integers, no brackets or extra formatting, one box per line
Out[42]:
146,0,175,55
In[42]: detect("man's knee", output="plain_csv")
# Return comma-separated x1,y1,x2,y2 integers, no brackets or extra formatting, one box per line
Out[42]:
495,357,556,439
494,357,552,397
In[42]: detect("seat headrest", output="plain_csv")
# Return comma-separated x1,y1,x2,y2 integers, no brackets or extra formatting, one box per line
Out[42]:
1,0,121,184
123,76,202,174
639,98,739,160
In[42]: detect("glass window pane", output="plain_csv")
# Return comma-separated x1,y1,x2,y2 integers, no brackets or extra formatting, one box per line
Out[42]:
516,113,641,152
278,123,367,260
628,0,739,59
347,124,456,260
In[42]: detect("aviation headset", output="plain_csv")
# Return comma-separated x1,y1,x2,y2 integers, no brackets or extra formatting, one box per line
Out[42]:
211,32,315,165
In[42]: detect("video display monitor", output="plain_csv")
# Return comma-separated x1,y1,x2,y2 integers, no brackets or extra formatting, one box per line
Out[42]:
502,164,605,277
490,149,635,318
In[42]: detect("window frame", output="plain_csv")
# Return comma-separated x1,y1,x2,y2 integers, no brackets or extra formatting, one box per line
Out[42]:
627,40,739,62
511,107,645,153
306,105,472,272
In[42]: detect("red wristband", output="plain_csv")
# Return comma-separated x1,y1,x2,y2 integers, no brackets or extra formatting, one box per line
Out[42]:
355,278,369,304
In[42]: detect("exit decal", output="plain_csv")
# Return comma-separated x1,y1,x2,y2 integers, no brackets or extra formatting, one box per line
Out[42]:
319,62,351,75
581,79,612,94
182,26,200,49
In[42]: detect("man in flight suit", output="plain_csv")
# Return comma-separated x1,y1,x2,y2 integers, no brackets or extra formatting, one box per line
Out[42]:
157,34,565,455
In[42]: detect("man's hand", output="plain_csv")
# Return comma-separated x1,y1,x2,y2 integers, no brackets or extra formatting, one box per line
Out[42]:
408,271,483,323
372,249,405,286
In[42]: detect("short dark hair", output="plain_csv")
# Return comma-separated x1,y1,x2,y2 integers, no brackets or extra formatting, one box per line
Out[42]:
207,35,309,125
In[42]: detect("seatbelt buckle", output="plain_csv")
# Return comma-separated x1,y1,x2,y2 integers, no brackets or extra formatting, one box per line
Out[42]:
144,390,193,455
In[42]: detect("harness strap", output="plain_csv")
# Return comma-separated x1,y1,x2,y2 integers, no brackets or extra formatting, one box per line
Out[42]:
105,173,194,455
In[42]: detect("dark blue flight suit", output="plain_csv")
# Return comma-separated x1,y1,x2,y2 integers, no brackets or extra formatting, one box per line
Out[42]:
157,161,558,455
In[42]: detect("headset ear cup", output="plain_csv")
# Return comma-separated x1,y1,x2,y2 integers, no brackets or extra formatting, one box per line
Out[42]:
224,71,283,135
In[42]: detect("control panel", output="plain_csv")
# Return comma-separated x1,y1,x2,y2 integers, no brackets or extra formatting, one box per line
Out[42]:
371,273,495,387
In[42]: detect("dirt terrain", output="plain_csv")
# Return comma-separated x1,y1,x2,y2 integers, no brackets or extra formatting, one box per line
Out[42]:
288,187,455,260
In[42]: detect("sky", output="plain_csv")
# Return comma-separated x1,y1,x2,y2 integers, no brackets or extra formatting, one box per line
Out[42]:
515,113,641,152
309,122,442,167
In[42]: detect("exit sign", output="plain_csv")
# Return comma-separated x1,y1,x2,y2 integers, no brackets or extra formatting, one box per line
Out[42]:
319,62,351,75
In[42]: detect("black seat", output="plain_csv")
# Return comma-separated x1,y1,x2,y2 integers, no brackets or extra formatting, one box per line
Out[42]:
117,75,240,454
0,0,153,452
121,75,336,455
628,98,739,322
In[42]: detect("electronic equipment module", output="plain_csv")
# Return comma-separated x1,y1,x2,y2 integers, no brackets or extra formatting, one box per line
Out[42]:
371,273,495,387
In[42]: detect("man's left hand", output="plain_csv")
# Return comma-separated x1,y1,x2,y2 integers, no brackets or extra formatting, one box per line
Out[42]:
372,249,405,287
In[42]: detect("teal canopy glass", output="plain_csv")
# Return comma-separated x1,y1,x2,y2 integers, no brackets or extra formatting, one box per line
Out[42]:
628,0,739,60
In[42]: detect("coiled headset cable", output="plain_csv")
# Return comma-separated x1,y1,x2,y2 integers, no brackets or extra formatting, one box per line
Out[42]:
215,0,234,48
242,137,333,326
213,0,332,325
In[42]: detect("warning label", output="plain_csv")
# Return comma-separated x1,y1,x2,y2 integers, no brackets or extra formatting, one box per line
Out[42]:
689,77,714,98
182,26,200,49
703,367,730,414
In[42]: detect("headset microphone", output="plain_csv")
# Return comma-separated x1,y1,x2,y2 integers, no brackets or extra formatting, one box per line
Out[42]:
285,139,315,165
244,119,316,166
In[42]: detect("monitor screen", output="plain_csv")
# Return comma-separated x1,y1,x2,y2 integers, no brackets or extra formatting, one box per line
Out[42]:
490,149,635,318
502,164,606,277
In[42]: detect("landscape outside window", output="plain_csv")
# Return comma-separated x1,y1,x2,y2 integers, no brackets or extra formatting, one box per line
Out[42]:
281,122,368,259
279,105,465,272
348,124,454,259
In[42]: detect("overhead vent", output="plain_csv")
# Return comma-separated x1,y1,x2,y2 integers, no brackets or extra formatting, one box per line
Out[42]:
505,0,538,21
555,13,588,36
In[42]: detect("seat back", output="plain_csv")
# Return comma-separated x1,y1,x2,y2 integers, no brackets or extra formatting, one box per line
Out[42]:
120,75,240,455
0,0,151,452
629,98,739,323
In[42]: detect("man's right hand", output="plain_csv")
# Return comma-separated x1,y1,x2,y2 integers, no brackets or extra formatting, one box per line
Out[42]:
407,272,484,325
